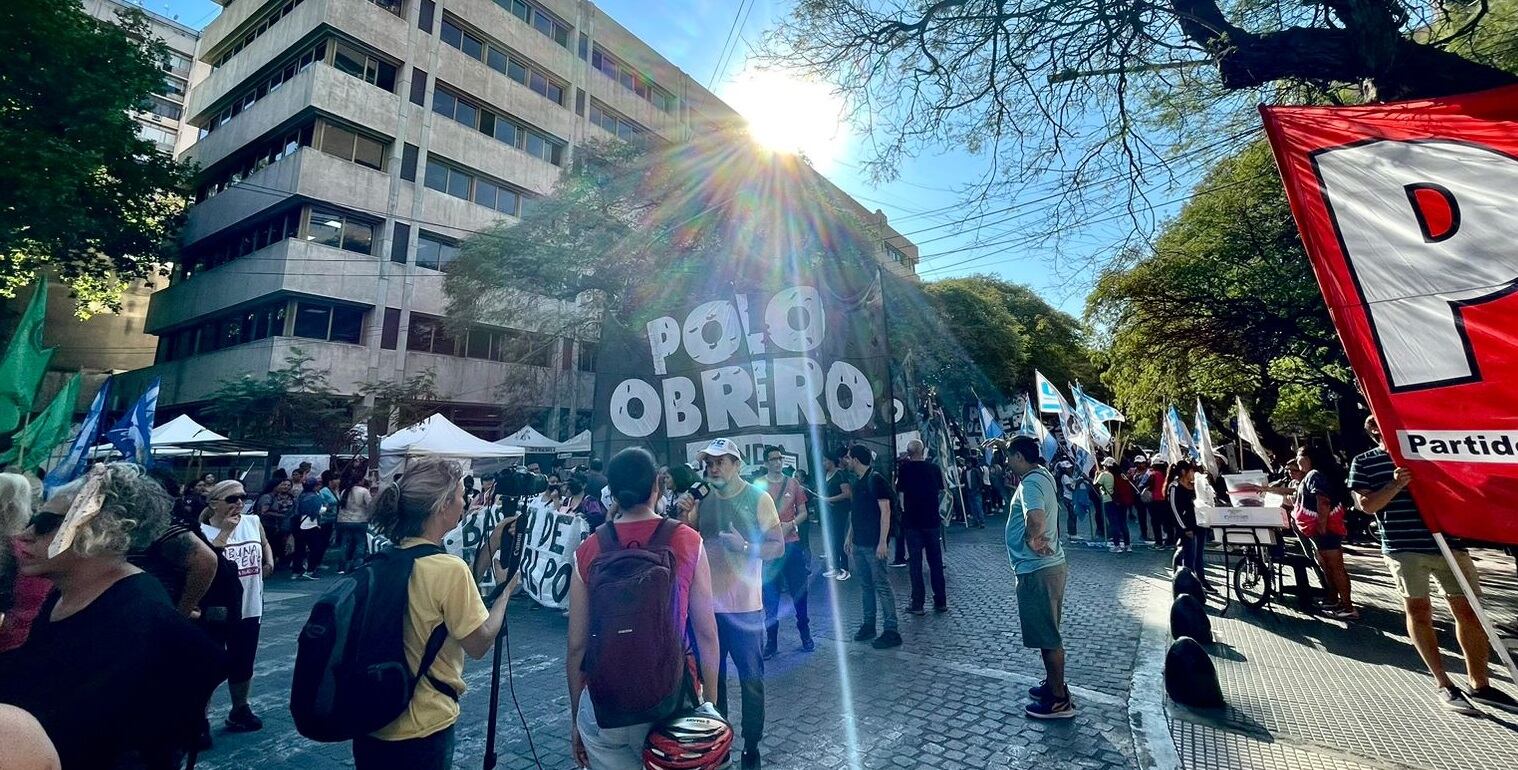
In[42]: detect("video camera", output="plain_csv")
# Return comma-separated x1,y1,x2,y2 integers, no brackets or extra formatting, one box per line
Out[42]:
669,463,710,502
494,465,549,498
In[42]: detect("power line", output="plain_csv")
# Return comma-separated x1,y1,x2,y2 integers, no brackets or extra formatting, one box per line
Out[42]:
706,0,752,90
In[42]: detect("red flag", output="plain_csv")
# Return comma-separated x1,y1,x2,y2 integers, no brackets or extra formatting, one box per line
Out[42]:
1261,85,1518,546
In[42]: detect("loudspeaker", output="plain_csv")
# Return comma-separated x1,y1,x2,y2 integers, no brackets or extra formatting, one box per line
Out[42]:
1169,593,1212,644
1164,636,1225,708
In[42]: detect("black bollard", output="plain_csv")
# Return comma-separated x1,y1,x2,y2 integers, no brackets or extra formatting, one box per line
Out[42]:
1165,636,1225,708
1169,593,1212,644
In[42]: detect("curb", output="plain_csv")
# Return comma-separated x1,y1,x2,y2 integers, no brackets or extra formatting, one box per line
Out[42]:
1129,575,1183,770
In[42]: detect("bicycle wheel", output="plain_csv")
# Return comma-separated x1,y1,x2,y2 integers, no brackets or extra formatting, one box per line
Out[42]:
1232,550,1274,609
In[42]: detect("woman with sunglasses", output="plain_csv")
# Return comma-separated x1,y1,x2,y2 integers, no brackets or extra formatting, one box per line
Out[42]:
201,479,272,734
0,463,224,769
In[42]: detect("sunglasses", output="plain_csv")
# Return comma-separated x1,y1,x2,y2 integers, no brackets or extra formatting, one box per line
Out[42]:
27,512,64,536
218,494,247,504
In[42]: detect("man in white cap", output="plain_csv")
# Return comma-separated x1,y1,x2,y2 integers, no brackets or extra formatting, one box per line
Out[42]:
677,438,782,770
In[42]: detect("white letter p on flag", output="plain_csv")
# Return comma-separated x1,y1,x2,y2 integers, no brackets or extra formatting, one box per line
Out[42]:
1316,140,1518,390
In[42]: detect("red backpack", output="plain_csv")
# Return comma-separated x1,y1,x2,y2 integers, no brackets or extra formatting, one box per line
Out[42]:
583,518,688,728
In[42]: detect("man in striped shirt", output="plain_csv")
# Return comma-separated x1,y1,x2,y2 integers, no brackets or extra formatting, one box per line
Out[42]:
1349,415,1518,716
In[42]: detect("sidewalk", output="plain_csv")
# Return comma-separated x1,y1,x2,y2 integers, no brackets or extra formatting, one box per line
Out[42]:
1156,543,1518,770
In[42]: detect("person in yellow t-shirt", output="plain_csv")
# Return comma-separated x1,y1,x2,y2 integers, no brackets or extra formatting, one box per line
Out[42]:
358,457,519,770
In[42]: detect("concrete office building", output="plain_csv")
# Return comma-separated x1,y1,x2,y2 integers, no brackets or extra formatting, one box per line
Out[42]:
84,0,202,154
123,0,918,442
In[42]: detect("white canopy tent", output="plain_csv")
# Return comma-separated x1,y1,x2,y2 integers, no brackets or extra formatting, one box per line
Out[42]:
89,414,268,459
497,425,562,452
379,413,524,478
558,430,591,455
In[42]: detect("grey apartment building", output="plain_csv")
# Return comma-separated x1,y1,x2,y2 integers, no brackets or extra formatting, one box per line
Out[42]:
121,0,918,442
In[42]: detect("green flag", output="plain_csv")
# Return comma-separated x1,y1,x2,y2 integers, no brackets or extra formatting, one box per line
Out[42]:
0,279,55,433
0,372,80,470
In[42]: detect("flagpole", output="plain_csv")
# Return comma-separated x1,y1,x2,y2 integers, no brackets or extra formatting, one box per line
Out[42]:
1432,533,1518,691
879,267,898,464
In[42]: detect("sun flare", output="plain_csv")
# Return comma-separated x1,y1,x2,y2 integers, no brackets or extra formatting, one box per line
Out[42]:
722,68,850,172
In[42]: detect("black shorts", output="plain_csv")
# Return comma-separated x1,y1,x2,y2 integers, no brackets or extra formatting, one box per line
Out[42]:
207,616,261,683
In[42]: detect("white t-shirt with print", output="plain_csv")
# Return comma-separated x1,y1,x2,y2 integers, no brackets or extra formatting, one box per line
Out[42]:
203,515,265,620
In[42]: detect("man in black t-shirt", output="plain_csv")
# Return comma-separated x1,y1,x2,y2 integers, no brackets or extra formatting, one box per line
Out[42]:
843,445,901,649
1348,416,1518,716
820,453,853,580
897,440,947,614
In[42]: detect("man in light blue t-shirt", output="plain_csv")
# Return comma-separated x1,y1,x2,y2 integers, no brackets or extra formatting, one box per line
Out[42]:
1004,435,1073,720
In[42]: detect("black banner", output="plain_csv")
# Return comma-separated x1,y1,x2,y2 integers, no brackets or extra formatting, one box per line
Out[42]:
592,277,905,467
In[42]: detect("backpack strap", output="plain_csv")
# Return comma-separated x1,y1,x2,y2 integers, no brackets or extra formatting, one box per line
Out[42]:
390,543,460,702
596,522,620,550
647,517,680,549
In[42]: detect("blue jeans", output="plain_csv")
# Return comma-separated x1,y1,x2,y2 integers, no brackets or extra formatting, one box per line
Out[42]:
1105,502,1131,546
853,546,899,632
967,493,985,526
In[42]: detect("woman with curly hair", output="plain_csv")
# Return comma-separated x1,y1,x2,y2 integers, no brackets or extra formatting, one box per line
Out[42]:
0,463,225,770
0,472,47,655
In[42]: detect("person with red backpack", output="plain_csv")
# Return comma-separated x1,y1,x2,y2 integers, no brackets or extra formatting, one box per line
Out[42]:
567,447,721,770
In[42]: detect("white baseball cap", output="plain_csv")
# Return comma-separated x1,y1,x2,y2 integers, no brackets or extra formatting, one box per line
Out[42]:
1133,454,1149,463
697,438,745,463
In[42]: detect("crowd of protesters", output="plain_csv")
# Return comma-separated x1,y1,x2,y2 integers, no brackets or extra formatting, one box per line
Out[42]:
7,408,1518,770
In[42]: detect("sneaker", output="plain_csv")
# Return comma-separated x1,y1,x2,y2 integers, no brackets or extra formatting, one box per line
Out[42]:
1470,686,1518,714
1025,694,1076,719
800,636,815,653
853,625,877,642
741,748,761,770
1440,686,1481,715
889,561,908,568
822,568,838,578
871,630,903,649
833,569,851,582
933,604,949,613
1108,544,1121,553
299,572,318,582
1028,680,1051,700
225,705,263,732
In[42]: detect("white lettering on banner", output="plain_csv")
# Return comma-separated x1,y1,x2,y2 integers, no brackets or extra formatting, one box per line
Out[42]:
647,317,681,376
611,378,662,438
663,376,702,438
617,286,880,437
517,500,588,609
1398,430,1518,463
1315,141,1518,390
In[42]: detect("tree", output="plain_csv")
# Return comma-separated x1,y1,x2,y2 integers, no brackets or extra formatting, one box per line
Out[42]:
919,275,1100,405
1087,141,1354,449
356,370,438,435
762,0,1518,261
204,349,359,453
0,2,192,313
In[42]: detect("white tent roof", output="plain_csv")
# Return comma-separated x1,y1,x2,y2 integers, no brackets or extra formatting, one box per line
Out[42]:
380,414,524,475
153,414,230,446
558,430,591,454
497,425,561,451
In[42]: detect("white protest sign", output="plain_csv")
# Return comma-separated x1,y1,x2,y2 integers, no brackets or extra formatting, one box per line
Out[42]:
518,500,589,609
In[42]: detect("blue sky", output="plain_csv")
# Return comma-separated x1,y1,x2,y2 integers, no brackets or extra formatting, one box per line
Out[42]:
146,0,1132,312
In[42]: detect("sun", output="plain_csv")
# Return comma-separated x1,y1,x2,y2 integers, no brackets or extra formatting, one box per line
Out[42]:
721,68,850,172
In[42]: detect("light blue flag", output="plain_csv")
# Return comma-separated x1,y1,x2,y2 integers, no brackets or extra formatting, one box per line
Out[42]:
1193,398,1219,475
1081,392,1126,423
44,377,112,495
106,378,159,467
1034,371,1065,414
979,400,1004,440
1018,397,1040,437
1070,384,1112,448
1167,405,1197,460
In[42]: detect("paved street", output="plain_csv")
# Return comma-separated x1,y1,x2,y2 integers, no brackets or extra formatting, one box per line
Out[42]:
196,523,1518,770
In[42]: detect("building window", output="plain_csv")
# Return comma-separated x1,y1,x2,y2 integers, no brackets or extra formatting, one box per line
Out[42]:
202,39,399,136
155,299,289,363
885,243,909,265
423,158,525,216
406,313,459,354
439,16,566,106
391,222,411,264
369,0,403,16
293,301,366,343
419,0,435,31
145,95,182,121
316,121,387,170
432,84,564,165
381,307,401,349
138,122,177,151
577,341,596,372
306,208,376,254
164,52,192,77
590,45,676,112
588,101,646,140
211,0,308,69
492,0,569,47
196,122,316,201
414,231,460,271
178,208,303,281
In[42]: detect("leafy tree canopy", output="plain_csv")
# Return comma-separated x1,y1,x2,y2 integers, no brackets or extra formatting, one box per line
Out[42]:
0,2,192,314
204,350,358,453
1087,142,1354,447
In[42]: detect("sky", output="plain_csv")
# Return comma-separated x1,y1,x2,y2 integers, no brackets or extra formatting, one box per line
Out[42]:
144,0,1161,313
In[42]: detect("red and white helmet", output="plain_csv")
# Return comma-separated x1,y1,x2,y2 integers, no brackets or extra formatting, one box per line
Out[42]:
643,709,734,770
